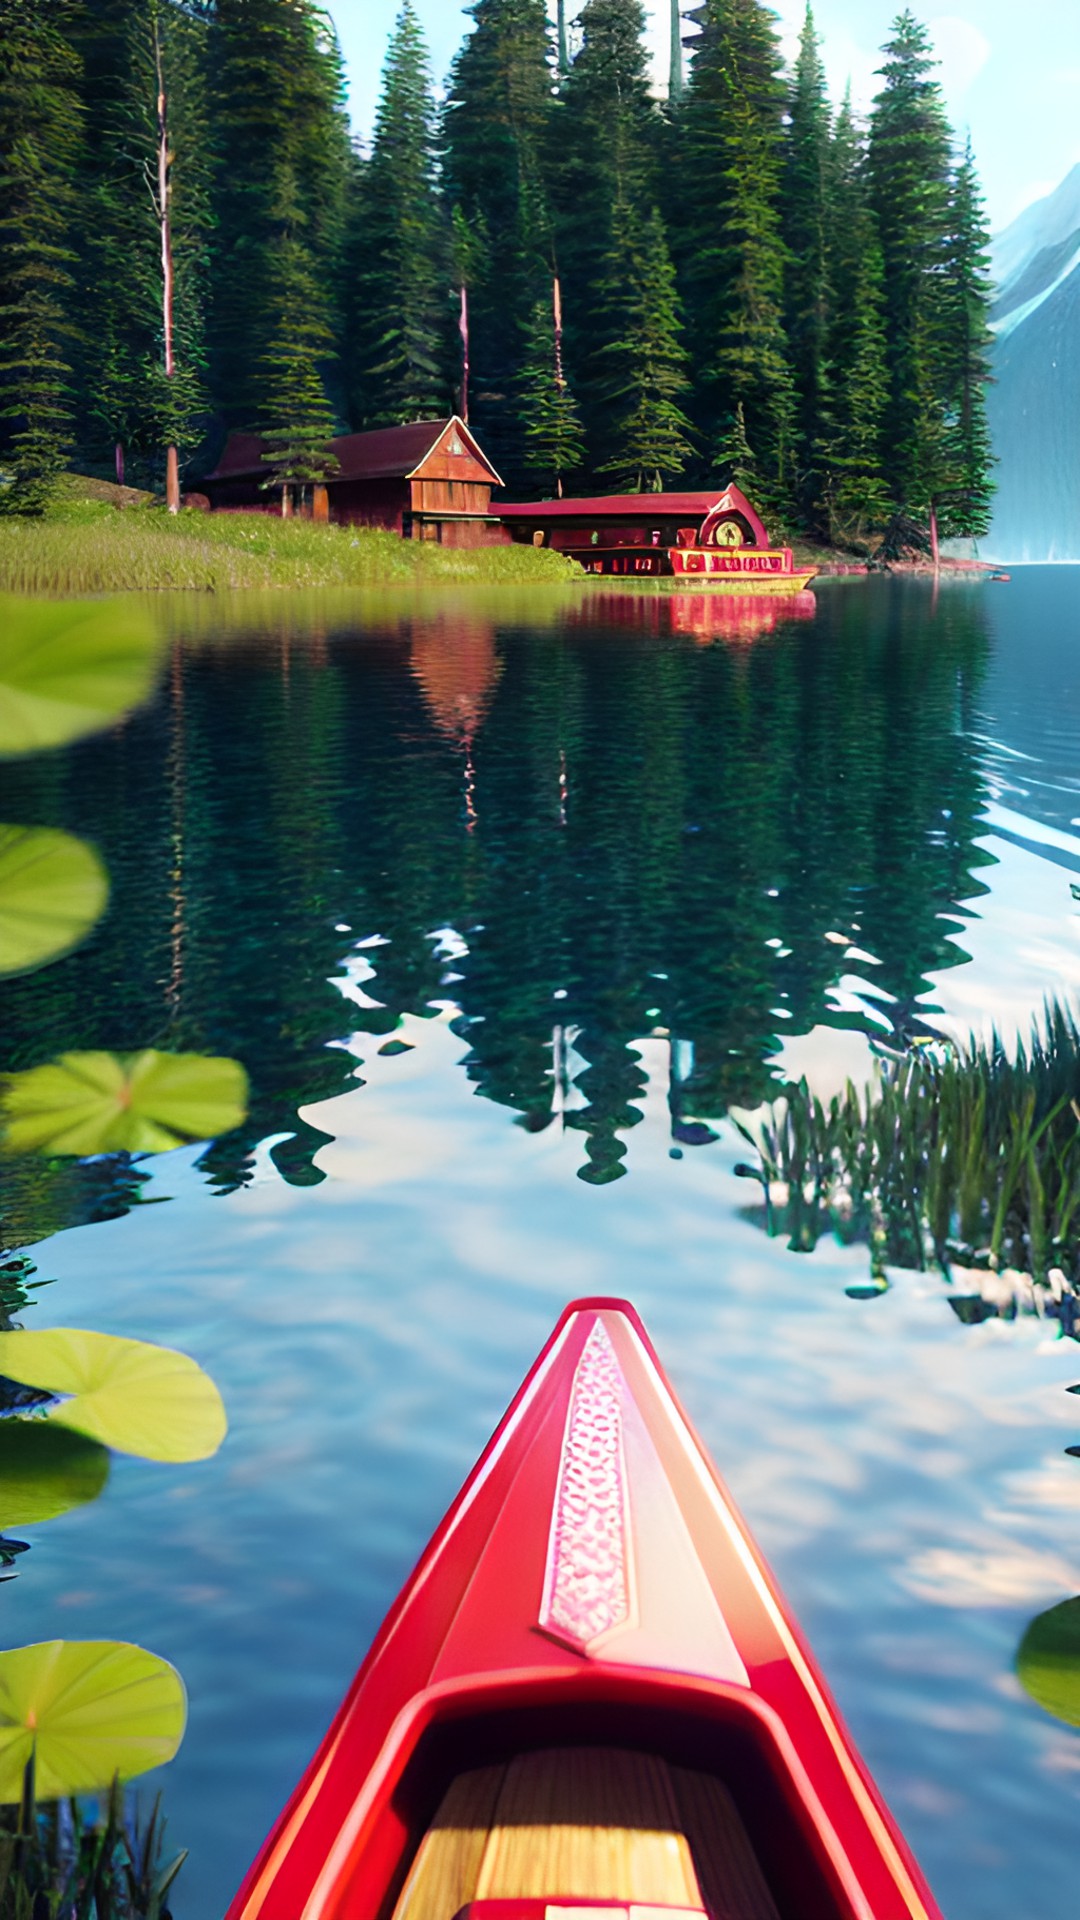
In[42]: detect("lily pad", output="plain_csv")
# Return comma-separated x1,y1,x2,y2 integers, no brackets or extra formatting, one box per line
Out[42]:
0,1329,227,1462
1016,1595,1080,1727
0,1421,109,1530
0,598,162,756
1,1049,249,1156
0,1640,186,1802
0,825,108,978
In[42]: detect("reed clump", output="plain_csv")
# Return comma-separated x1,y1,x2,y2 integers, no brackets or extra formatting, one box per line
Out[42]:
0,1772,184,1919
0,503,581,596
734,1002,1080,1322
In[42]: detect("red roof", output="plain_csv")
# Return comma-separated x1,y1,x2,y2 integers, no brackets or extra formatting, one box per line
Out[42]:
204,418,501,486
499,492,725,518
500,484,770,548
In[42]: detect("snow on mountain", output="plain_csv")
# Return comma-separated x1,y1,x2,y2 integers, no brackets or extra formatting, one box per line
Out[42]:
991,166,1080,297
985,167,1080,562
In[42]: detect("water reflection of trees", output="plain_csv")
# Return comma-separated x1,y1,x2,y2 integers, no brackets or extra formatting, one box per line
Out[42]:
0,583,992,1207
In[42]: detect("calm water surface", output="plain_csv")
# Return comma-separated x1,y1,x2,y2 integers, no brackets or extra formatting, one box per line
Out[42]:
3,570,1080,1917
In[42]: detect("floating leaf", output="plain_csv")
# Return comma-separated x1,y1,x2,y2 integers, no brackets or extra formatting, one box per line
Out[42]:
0,1640,186,1801
1,1049,248,1155
1016,1596,1080,1726
0,598,163,755
0,1329,226,1462
0,825,108,978
0,1421,109,1530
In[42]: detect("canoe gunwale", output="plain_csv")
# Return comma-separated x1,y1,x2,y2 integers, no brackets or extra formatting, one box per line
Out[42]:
306,1668,870,1920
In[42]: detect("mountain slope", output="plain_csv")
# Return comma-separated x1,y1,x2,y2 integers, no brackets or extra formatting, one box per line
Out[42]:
986,167,1080,562
986,261,1080,562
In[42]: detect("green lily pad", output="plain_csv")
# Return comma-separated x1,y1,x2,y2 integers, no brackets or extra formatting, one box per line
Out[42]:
0,1420,109,1530
1016,1595,1080,1727
0,1329,227,1462
0,825,108,978
0,598,162,756
0,1640,186,1802
1,1049,249,1156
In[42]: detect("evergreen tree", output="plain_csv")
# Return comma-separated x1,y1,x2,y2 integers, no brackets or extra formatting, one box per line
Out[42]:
517,287,586,494
715,401,759,500
593,204,694,491
675,0,794,502
782,5,832,520
70,1,212,497
828,233,892,544
443,0,555,484
549,0,660,470
345,2,448,429
258,164,340,504
867,9,954,517
937,135,995,538
823,87,892,543
208,0,350,435
0,0,83,514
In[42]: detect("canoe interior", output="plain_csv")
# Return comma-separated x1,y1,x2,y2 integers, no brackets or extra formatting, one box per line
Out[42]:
336,1693,860,1920
390,1749,780,1920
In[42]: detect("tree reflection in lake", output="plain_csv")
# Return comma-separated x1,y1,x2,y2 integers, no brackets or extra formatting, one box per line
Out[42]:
0,580,992,1216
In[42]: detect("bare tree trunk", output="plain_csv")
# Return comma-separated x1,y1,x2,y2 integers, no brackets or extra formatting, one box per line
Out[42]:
458,285,470,424
553,275,565,499
154,15,180,513
929,501,940,572
115,442,125,490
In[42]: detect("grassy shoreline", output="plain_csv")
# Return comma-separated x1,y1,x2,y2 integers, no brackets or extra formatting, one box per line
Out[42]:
0,481,990,597
0,492,583,596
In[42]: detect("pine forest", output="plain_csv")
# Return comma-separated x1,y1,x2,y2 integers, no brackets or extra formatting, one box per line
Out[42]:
0,0,996,547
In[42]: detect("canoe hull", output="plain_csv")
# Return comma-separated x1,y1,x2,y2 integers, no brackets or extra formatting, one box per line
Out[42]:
226,1301,942,1920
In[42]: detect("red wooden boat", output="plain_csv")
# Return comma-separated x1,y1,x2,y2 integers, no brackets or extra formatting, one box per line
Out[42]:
226,1300,942,1920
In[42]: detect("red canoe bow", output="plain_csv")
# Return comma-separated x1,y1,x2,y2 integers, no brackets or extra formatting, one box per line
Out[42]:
227,1299,943,1920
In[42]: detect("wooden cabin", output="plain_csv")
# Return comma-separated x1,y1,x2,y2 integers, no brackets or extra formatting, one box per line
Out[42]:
498,486,771,576
202,417,504,547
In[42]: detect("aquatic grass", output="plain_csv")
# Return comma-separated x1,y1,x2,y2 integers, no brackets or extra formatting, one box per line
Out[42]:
0,1768,185,1919
0,508,582,596
734,1001,1080,1320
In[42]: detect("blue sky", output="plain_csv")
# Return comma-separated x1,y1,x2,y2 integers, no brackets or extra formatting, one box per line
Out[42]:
334,1,1080,236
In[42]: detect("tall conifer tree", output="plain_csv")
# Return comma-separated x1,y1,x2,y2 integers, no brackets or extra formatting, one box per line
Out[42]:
442,0,555,485
71,0,212,494
346,2,447,428
593,203,694,490
867,10,953,519
938,135,995,538
0,0,83,513
782,5,832,520
517,288,586,494
550,0,659,470
208,0,350,441
823,87,891,542
675,0,794,503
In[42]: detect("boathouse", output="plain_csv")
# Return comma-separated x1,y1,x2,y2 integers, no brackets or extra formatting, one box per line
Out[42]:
497,484,771,574
202,417,504,546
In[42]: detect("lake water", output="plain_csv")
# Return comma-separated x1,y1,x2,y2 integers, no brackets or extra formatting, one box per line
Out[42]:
2,569,1080,1918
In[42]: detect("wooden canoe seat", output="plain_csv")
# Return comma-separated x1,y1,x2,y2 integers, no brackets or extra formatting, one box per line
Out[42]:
391,1750,779,1920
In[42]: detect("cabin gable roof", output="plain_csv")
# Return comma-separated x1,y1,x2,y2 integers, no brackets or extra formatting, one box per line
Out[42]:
204,416,502,489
